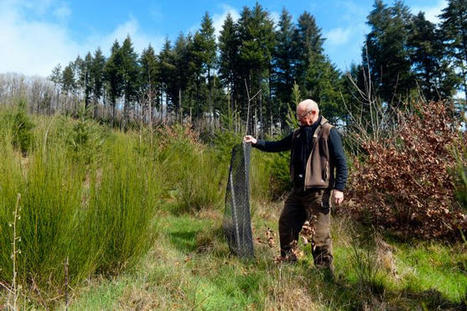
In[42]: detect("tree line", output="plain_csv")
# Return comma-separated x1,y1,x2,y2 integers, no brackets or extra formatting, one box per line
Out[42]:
42,0,465,134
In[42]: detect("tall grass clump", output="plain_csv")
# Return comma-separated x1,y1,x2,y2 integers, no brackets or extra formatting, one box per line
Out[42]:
155,124,227,213
0,109,160,305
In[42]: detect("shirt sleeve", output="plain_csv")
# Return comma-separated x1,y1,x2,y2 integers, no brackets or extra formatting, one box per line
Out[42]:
329,128,348,191
253,132,293,152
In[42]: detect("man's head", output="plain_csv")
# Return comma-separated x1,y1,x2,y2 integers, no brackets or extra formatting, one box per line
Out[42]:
296,99,319,126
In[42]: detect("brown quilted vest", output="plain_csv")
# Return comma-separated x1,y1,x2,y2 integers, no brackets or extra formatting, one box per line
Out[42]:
290,117,333,190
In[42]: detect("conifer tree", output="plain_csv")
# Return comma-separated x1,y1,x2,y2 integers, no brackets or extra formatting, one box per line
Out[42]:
293,11,324,93
49,64,62,111
50,64,62,88
61,63,75,95
363,0,415,106
139,45,159,123
439,0,467,100
272,8,296,128
408,12,459,100
158,38,176,120
79,52,93,109
305,54,343,123
218,13,240,110
193,12,217,120
172,33,194,117
120,36,140,126
237,4,275,134
91,48,106,114
104,40,124,124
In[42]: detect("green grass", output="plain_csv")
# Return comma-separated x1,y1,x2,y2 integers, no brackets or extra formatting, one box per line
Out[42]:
397,242,466,302
65,210,466,311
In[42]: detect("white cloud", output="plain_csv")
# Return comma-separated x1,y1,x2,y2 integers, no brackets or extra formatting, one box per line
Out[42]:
325,27,352,46
411,0,447,23
0,1,80,77
0,1,164,77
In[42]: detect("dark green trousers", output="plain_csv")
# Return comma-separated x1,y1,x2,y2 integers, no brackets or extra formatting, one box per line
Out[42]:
279,188,333,268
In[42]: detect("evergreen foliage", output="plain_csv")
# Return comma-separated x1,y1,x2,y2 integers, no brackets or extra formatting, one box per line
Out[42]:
363,0,415,106
11,99,34,155
44,2,465,135
439,0,467,99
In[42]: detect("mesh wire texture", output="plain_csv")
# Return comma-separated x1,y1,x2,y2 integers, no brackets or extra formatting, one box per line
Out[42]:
223,142,254,258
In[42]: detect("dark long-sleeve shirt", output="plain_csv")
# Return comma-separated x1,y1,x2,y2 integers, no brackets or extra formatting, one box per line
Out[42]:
253,125,348,191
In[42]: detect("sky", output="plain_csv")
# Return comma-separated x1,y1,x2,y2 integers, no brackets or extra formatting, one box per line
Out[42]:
0,0,449,78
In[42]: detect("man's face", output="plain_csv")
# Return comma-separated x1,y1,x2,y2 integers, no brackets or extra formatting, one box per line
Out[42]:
297,108,315,126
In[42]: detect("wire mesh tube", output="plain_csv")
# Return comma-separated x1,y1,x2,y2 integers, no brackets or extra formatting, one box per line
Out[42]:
223,142,254,258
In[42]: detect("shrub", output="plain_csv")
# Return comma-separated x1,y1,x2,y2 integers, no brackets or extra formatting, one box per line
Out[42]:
11,99,34,155
155,124,227,213
345,101,466,240
0,121,160,303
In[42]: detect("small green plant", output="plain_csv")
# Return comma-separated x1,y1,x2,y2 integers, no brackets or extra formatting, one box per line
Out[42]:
11,99,34,155
285,82,301,130
155,124,227,213
66,108,109,165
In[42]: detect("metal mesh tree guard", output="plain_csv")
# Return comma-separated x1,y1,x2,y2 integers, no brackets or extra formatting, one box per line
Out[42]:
223,142,254,258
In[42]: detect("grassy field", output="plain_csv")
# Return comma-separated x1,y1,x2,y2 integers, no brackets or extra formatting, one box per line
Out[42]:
67,206,466,310
0,105,465,310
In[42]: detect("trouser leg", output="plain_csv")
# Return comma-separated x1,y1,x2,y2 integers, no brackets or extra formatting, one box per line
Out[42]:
309,190,333,268
279,191,307,257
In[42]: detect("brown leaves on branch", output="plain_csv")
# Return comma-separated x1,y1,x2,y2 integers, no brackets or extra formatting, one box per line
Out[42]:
345,101,466,240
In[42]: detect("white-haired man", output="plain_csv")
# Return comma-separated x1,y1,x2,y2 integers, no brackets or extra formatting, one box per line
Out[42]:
244,99,347,271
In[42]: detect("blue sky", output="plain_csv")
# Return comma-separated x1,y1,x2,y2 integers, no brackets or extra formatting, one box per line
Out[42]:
0,0,448,77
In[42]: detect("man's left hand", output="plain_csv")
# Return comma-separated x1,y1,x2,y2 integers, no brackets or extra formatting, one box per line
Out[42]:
333,190,344,205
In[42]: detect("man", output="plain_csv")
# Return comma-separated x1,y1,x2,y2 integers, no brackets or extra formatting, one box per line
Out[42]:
244,99,347,270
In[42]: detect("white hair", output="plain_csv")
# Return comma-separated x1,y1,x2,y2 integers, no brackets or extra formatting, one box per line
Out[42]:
297,99,319,113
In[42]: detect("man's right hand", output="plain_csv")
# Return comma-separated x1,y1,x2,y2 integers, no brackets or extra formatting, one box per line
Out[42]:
243,135,257,144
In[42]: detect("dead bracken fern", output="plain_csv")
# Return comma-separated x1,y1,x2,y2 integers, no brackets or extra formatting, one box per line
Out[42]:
345,101,466,240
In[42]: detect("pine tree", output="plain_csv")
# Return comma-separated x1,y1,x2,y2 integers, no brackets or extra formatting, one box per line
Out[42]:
237,4,275,135
50,64,62,87
120,36,140,127
104,40,124,125
139,44,159,124
218,13,240,111
158,38,176,121
363,0,415,106
61,63,75,95
79,52,93,109
91,48,106,116
293,11,325,94
305,54,343,123
272,8,297,128
49,64,62,112
73,56,84,97
192,13,217,120
407,12,459,100
172,33,195,117
439,0,467,100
